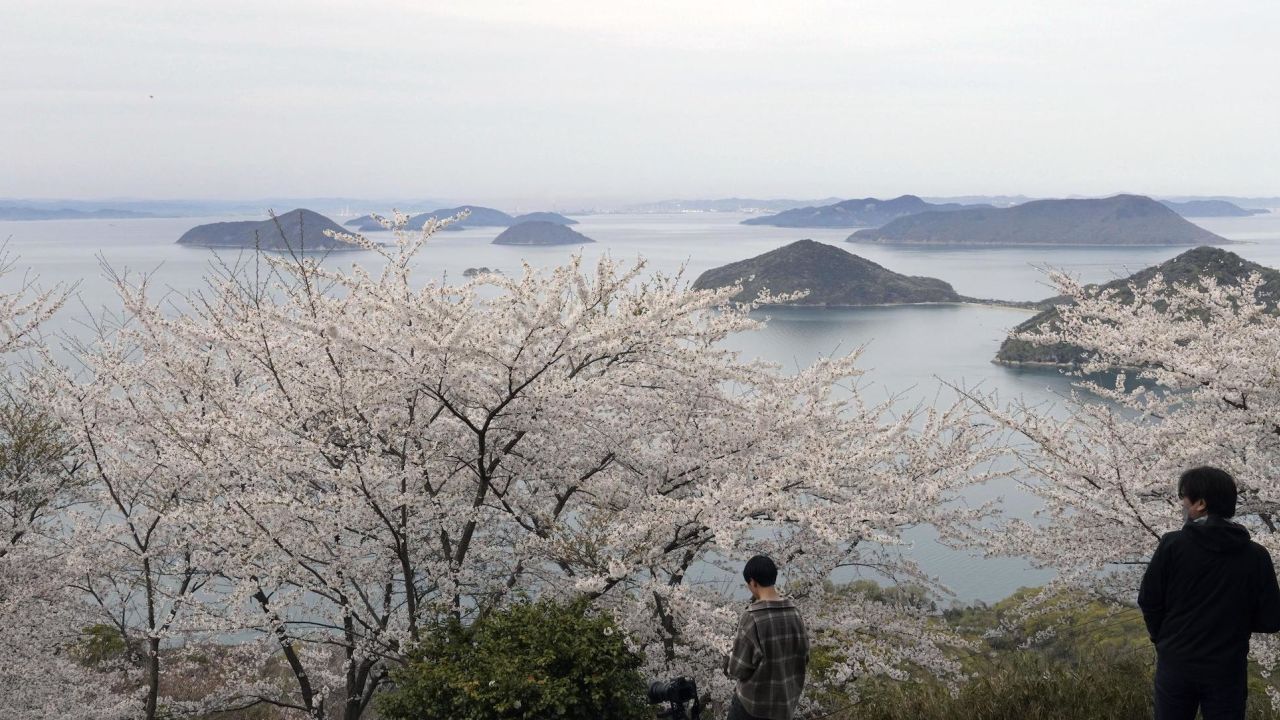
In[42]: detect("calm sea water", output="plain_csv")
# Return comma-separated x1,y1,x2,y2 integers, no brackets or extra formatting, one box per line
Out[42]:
3,210,1278,602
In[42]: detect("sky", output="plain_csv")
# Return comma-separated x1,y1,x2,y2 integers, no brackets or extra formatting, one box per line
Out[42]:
3,0,1278,206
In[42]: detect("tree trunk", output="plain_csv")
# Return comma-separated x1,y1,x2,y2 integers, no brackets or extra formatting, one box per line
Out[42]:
145,636,160,720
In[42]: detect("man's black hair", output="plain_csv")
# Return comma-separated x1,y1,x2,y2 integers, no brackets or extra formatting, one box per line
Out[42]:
743,555,778,587
1178,466,1238,518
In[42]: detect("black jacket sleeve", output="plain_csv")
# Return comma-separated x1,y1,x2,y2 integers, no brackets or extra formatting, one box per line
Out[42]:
1138,534,1170,643
1252,545,1280,633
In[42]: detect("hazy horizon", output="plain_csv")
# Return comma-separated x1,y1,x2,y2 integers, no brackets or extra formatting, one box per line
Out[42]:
6,1,1278,205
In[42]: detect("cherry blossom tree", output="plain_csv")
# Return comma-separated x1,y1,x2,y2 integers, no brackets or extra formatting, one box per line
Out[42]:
962,270,1280,695
0,254,144,719
12,216,1000,717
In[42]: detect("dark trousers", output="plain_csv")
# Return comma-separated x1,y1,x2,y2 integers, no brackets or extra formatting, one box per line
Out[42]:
727,694,769,720
1154,661,1247,720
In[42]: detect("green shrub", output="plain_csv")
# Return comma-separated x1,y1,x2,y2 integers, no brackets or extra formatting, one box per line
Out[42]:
74,623,129,667
377,599,649,720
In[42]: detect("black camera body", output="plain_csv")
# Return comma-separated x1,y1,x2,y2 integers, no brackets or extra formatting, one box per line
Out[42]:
647,676,701,720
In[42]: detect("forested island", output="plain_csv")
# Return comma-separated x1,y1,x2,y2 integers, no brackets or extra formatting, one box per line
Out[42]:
995,246,1280,366
176,209,357,251
849,195,1227,246
741,195,983,228
693,239,961,305
511,212,577,225
491,221,595,246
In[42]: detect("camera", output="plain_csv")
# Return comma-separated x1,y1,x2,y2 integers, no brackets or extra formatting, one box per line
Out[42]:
647,676,701,720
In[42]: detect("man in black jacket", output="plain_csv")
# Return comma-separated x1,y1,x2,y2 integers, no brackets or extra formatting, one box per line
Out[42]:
1139,466,1280,720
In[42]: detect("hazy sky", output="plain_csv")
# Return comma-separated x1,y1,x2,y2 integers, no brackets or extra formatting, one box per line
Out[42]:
4,1,1278,205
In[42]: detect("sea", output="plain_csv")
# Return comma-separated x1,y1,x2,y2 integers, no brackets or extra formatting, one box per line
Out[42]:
4,210,1280,603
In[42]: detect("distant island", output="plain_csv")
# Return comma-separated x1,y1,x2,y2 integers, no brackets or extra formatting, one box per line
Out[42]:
492,221,595,246
692,239,961,305
344,206,579,232
344,207,506,232
177,209,358,251
742,195,985,228
344,214,381,229
462,267,503,278
995,246,1280,366
0,206,157,221
1159,199,1268,218
849,195,1227,246
511,212,577,225
622,197,844,213
413,206,515,230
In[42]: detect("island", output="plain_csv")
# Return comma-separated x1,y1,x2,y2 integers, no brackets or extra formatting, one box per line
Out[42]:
491,221,596,246
624,197,844,213
848,195,1228,246
995,246,1280,367
344,213,380,228
691,239,961,305
176,209,357,251
462,267,503,278
414,206,516,229
345,206,518,232
741,195,984,228
511,212,578,225
1159,200,1268,218
0,206,157,221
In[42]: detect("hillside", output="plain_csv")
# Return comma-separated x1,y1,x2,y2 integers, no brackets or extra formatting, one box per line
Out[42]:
1159,199,1268,217
491,221,595,246
742,195,981,228
176,209,357,251
995,246,1280,366
692,239,961,305
849,195,1227,246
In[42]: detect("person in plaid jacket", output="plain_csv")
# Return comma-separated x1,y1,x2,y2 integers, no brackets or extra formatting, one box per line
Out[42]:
724,555,809,720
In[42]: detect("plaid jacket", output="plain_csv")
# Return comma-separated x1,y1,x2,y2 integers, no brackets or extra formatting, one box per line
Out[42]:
724,598,809,720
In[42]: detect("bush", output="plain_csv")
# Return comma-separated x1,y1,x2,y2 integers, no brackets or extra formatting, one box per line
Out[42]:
376,599,649,720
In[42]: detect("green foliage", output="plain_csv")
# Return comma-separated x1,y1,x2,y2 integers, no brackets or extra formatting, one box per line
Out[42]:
838,579,938,612
376,599,649,720
0,387,72,499
73,623,128,667
942,587,1150,665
